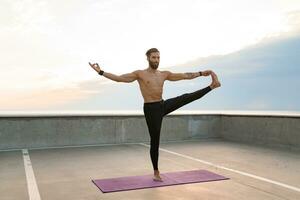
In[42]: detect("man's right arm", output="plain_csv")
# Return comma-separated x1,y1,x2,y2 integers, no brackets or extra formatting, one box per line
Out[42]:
102,70,139,83
89,62,139,83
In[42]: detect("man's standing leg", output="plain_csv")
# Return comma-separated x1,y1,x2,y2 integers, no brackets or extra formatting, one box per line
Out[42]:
143,101,164,181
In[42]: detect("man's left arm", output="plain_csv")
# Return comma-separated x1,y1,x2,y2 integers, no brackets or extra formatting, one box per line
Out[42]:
165,71,202,81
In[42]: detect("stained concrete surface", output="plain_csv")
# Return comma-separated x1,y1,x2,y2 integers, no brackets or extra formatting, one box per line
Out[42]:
0,151,28,199
1,139,299,200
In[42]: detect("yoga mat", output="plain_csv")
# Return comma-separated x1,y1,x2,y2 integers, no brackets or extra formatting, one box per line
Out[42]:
92,169,229,193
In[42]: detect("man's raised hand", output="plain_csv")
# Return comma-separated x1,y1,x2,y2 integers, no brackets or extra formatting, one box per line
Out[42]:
89,62,101,73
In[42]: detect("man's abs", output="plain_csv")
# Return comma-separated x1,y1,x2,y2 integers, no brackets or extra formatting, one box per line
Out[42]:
139,86,163,103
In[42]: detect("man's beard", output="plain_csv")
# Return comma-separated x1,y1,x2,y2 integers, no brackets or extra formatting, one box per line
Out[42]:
149,61,159,69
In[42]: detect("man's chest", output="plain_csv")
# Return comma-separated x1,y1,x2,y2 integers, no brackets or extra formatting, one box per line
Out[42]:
141,75,164,87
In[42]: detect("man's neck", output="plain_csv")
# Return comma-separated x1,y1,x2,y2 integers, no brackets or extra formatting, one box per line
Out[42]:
147,67,157,73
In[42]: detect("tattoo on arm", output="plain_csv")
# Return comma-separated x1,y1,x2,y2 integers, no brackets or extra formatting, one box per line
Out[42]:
186,73,193,79
185,72,198,79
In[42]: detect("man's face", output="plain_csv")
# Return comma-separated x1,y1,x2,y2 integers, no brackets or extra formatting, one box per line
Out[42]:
147,52,160,69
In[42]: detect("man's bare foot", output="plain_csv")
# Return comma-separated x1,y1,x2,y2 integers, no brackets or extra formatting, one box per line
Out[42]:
153,170,163,182
210,72,221,89
153,175,163,182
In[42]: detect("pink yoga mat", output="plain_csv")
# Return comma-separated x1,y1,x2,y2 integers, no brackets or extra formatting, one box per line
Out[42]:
92,169,229,193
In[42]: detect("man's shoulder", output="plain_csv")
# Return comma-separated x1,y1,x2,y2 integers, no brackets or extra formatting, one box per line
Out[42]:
160,70,171,75
131,69,142,75
138,69,147,73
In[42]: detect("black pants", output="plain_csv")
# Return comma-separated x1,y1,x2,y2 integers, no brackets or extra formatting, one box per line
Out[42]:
143,86,212,170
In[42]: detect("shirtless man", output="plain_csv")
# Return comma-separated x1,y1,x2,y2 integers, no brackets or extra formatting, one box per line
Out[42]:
89,48,221,182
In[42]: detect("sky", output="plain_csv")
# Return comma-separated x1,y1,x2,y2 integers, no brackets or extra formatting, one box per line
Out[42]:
0,0,300,111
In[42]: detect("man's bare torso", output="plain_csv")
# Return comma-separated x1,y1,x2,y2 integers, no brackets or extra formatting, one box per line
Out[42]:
136,69,168,103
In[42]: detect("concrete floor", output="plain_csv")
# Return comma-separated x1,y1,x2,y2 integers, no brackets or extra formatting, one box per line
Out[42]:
1,139,299,200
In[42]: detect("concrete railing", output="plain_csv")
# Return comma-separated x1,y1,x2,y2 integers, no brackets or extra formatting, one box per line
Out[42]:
0,111,299,150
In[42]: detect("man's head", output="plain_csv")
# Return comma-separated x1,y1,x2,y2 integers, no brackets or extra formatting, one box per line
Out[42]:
146,48,160,70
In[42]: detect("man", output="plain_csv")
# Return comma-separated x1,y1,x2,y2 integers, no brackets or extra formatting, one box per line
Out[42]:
89,48,221,182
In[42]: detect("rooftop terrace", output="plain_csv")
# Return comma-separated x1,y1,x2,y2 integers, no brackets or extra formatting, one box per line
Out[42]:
1,111,299,199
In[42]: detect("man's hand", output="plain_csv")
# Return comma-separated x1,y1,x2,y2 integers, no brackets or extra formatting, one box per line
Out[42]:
89,62,101,73
201,70,213,76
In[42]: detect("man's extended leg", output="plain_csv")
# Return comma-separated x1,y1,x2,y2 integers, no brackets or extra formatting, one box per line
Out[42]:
163,73,220,116
163,86,212,116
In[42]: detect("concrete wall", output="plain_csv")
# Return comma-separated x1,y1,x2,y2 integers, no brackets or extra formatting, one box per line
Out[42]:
221,115,300,150
0,114,221,150
1,112,299,150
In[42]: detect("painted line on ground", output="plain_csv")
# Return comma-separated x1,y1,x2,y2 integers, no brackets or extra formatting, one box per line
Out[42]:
139,143,300,193
22,149,41,200
0,139,217,152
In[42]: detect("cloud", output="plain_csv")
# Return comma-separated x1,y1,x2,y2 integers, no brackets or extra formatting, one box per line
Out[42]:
10,24,296,111
286,10,300,33
169,19,300,78
0,87,85,110
1,0,300,111
80,23,300,111
0,78,112,110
